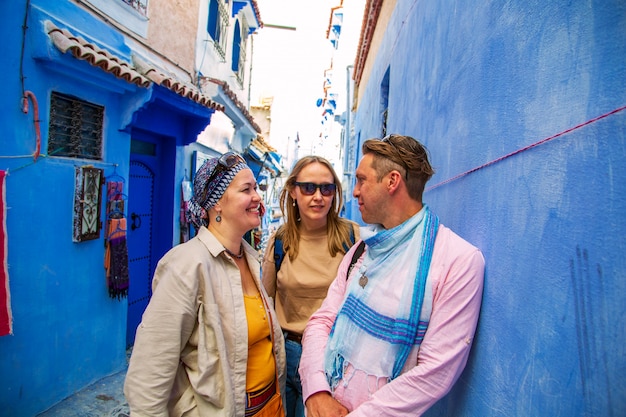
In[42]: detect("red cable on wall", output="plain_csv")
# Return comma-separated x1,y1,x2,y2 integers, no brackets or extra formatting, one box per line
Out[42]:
21,90,41,162
426,104,626,192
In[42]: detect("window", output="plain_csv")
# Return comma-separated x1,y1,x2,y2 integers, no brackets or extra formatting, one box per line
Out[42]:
231,19,248,85
131,139,156,156
87,0,149,37
48,92,104,160
120,0,148,17
380,67,390,137
208,0,229,59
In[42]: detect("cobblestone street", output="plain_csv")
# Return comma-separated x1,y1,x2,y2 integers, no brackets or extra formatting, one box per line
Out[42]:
36,367,128,417
36,348,130,417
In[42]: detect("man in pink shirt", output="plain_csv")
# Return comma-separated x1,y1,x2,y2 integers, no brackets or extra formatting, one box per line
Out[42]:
299,134,485,416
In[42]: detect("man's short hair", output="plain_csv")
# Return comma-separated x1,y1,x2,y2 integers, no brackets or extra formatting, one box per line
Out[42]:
362,134,435,201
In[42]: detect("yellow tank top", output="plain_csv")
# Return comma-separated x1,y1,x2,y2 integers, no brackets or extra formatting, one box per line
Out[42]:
244,293,275,392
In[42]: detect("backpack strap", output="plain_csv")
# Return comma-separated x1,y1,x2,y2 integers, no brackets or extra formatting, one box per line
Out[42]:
274,236,285,272
347,240,366,280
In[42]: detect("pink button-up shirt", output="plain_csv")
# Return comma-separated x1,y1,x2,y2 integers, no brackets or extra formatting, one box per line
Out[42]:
300,224,485,416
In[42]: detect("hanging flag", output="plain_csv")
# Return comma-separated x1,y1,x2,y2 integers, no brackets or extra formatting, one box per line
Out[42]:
0,170,12,336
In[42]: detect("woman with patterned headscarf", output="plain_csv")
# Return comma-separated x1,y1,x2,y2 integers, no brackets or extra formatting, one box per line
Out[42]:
125,152,286,417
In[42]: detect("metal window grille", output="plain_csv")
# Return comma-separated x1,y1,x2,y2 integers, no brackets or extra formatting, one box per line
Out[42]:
215,0,229,59
48,92,104,160
236,20,248,85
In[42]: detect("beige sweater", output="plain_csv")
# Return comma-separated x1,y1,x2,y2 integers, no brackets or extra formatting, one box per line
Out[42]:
262,226,359,335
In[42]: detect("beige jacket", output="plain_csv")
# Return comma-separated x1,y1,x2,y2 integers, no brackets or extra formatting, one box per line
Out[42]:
124,227,286,417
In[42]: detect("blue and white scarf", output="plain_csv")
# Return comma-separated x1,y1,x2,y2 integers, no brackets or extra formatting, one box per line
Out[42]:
324,206,439,388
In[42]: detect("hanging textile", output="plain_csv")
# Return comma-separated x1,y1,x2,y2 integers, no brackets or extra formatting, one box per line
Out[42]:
104,180,129,300
180,177,192,243
0,170,12,336
72,166,104,242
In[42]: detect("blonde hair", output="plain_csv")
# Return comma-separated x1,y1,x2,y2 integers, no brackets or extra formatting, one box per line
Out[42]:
276,156,356,261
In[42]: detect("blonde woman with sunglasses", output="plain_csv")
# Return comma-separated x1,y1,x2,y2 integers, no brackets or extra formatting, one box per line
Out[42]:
262,155,359,417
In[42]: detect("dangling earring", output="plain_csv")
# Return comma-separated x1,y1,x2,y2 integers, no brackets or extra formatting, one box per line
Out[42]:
293,200,300,221
216,213,222,222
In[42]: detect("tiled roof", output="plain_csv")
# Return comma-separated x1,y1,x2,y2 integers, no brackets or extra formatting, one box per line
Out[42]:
46,21,150,87
250,135,277,153
45,21,224,112
205,77,261,133
353,0,382,87
247,135,283,176
132,56,223,110
250,0,263,27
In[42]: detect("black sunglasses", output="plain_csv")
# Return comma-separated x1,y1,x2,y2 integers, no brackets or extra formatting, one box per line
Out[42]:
294,182,336,196
208,152,245,182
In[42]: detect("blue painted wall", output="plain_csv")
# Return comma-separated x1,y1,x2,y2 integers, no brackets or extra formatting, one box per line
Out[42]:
0,2,135,415
0,1,215,415
349,1,625,415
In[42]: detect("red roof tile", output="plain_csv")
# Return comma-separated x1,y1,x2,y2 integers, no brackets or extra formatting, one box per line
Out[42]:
250,0,263,28
45,21,224,112
205,77,261,133
353,0,382,87
133,56,224,110
251,135,277,153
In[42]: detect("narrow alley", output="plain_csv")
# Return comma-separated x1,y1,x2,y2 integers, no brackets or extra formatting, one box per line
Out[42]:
36,367,128,417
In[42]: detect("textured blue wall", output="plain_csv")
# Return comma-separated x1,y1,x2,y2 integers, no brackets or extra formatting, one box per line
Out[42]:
0,2,136,415
350,1,625,415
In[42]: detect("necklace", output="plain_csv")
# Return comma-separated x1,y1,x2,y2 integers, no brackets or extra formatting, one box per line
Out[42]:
224,244,244,259
359,274,369,289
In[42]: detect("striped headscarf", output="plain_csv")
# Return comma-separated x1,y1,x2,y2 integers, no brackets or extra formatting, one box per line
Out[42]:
186,153,248,228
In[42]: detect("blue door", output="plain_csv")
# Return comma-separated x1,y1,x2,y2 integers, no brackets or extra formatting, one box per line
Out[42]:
126,159,155,347
126,135,175,347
